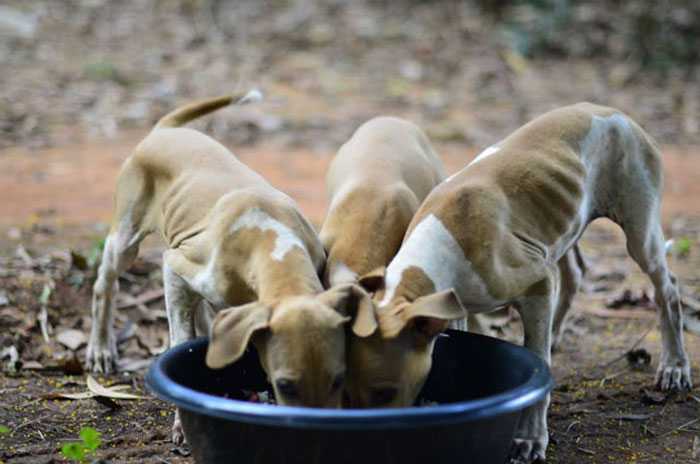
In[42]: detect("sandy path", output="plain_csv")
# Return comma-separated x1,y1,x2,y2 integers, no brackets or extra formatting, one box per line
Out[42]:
1,135,698,231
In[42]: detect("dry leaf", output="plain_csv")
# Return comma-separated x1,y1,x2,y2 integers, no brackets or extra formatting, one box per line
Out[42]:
22,360,43,370
87,375,143,400
54,384,132,400
56,329,87,351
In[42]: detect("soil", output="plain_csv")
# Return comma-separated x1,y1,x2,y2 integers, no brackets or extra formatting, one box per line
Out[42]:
2,1,700,462
1,139,699,463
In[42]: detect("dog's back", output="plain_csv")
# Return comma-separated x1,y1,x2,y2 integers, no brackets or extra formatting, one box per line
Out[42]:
410,103,661,300
321,117,445,285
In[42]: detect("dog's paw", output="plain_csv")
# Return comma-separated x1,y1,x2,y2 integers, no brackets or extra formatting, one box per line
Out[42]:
172,417,186,445
656,361,692,391
509,437,547,463
85,336,118,374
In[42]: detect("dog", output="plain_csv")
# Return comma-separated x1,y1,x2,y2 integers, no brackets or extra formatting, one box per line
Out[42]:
346,103,692,463
85,91,374,443
320,116,446,288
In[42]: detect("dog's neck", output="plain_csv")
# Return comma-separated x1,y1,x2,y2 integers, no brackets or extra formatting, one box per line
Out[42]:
379,265,436,309
379,213,461,308
251,248,323,303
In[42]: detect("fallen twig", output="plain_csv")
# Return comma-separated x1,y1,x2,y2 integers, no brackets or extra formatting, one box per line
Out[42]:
601,323,655,369
38,281,54,344
117,288,164,309
607,413,654,421
598,367,629,388
12,413,52,433
582,306,655,319
659,418,700,438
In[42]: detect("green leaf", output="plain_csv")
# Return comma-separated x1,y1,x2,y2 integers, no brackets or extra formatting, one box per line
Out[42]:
39,284,52,305
61,442,85,461
79,427,101,451
676,237,692,257
0,425,9,434
87,238,106,269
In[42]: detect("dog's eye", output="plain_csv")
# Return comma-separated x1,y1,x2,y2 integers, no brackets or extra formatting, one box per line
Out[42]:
275,379,299,398
370,386,397,406
331,374,345,393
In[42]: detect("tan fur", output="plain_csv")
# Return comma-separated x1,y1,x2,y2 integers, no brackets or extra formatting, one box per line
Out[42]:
85,93,362,443
320,117,445,285
348,103,691,463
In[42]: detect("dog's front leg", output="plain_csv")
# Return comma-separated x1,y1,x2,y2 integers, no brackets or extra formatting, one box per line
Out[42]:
510,274,558,464
163,252,201,445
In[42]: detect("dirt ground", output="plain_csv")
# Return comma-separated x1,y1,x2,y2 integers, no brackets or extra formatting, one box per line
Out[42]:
2,1,700,463
1,137,700,463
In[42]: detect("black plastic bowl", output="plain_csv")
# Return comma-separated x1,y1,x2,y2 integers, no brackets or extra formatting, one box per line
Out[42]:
146,330,552,464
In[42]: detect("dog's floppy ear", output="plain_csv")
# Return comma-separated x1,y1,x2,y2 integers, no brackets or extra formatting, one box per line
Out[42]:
358,266,386,293
206,302,271,369
319,284,378,337
380,289,466,340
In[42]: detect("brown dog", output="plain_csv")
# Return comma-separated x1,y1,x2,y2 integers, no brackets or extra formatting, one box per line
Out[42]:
347,103,692,463
85,91,373,443
320,116,446,287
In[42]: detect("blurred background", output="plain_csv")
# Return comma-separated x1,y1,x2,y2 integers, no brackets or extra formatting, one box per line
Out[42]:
2,0,700,150
1,0,699,236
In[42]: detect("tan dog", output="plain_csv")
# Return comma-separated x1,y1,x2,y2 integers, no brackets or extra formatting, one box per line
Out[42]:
347,103,692,463
85,92,373,443
319,116,446,287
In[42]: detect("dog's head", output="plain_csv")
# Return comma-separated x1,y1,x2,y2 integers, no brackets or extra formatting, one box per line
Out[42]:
205,284,375,408
344,269,467,408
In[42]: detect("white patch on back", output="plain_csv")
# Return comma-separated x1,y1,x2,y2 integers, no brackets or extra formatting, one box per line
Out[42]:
328,261,358,286
469,145,500,166
380,214,496,311
229,208,304,262
443,145,501,183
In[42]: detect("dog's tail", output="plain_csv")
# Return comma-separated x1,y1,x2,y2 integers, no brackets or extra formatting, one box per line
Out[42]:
153,89,263,129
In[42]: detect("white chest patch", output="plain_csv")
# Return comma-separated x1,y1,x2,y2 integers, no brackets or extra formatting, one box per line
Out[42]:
229,208,304,262
380,214,495,311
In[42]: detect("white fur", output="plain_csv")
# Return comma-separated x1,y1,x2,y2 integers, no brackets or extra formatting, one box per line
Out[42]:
237,89,263,105
444,145,500,183
185,208,306,308
380,214,498,311
469,144,500,166
328,261,358,286
229,208,304,262
188,249,224,308
545,113,639,261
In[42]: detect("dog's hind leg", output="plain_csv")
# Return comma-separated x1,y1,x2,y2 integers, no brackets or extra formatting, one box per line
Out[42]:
86,221,146,373
87,161,152,373
612,133,691,390
619,203,691,390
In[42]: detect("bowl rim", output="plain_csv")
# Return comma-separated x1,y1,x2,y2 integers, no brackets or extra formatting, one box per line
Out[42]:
145,331,553,430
